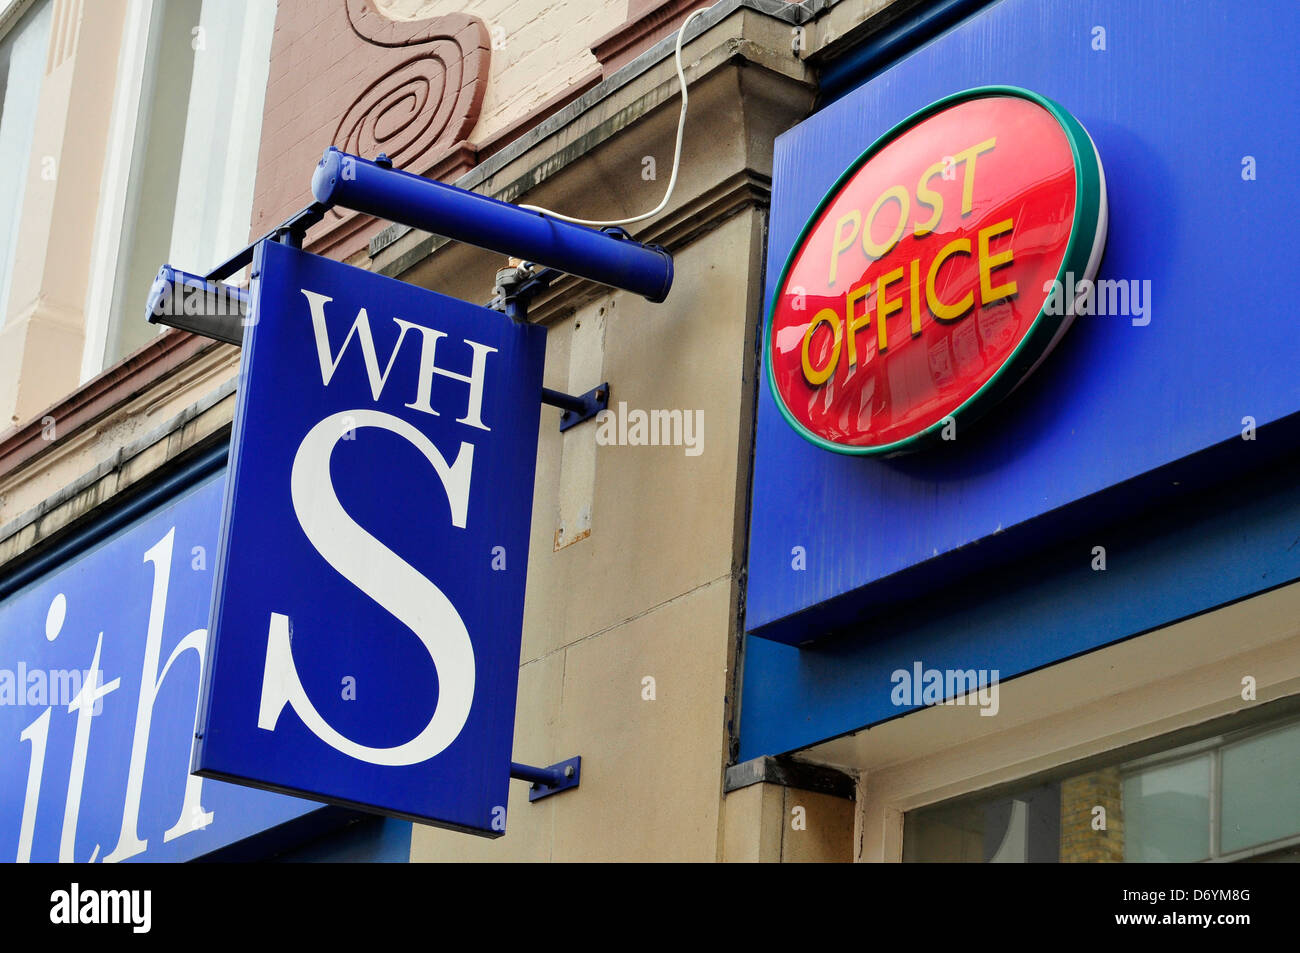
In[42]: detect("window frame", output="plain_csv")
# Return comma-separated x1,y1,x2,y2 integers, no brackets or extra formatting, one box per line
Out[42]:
80,0,275,381
79,0,162,383
901,708,1300,862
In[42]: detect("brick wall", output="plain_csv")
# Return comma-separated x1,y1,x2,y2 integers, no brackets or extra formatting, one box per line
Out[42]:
386,0,626,138
251,0,489,259
251,1,630,260
1060,767,1125,862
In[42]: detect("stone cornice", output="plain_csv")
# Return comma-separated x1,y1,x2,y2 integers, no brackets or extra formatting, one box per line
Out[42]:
0,378,235,569
0,330,226,478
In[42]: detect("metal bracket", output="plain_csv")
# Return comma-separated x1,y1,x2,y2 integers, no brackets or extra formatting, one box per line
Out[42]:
490,262,613,432
206,202,328,282
542,383,610,432
510,757,581,801
490,261,562,325
144,202,331,346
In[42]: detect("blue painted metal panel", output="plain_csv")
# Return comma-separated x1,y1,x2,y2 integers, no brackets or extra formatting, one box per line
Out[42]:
818,0,994,105
194,241,546,836
270,817,413,863
0,471,318,863
747,0,1300,644
740,434,1300,759
740,0,1300,755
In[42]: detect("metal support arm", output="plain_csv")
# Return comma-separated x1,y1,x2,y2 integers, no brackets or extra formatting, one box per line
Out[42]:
206,202,328,282
510,757,581,801
491,262,612,433
541,384,610,432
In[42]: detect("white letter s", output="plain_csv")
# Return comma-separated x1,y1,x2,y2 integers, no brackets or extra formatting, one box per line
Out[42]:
258,410,475,765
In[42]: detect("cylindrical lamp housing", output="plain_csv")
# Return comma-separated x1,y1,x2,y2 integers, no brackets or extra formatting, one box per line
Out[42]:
145,265,249,346
311,148,674,303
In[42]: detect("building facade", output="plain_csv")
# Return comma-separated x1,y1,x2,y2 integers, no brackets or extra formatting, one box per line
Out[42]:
0,0,1296,863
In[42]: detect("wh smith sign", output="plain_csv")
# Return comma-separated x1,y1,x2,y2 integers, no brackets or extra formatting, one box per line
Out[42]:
194,241,545,835
767,87,1106,454
0,474,315,862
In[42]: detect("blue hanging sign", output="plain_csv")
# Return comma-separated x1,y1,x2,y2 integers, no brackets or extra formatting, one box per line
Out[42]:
193,240,546,836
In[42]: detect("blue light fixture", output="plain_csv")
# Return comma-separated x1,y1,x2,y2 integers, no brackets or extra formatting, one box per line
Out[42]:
311,147,674,303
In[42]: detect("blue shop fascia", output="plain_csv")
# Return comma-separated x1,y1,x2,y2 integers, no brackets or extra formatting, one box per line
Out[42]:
737,0,1300,863
0,439,413,862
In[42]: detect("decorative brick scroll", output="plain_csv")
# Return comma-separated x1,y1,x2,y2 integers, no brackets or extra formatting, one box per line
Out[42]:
251,1,490,261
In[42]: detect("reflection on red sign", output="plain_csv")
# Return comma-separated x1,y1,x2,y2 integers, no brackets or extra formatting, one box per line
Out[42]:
766,87,1107,454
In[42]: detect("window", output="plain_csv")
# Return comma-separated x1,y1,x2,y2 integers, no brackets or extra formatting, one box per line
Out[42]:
1122,751,1212,862
1125,720,1300,862
0,0,53,326
81,0,275,378
903,713,1300,862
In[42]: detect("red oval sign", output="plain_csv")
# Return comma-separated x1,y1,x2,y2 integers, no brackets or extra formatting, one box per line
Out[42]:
766,86,1107,454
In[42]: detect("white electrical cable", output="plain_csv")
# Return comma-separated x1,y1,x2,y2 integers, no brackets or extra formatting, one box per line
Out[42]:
518,6,710,228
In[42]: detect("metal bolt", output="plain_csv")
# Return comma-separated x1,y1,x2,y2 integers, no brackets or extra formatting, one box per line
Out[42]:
564,765,575,779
